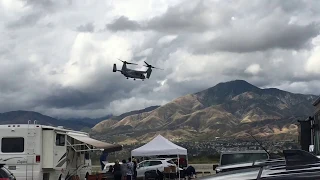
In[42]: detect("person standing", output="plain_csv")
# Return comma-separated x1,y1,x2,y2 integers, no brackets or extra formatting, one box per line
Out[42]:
113,160,122,180
121,159,127,180
100,150,108,170
126,158,134,180
132,159,137,180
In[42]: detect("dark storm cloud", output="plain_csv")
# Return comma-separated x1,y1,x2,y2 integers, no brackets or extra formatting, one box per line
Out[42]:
38,69,148,110
76,23,94,33
19,0,73,15
146,1,218,33
6,11,43,29
106,16,142,31
195,23,319,53
106,0,319,54
40,88,100,108
1,0,320,118
105,0,231,33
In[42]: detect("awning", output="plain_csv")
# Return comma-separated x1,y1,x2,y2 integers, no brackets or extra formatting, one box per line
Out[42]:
66,132,122,152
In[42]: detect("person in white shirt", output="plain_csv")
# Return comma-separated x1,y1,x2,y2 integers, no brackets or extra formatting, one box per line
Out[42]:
121,159,128,180
126,158,134,180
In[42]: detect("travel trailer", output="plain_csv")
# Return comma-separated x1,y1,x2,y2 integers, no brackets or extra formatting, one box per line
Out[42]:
0,121,122,180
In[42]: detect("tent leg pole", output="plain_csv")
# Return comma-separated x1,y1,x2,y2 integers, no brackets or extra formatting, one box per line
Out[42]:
177,154,180,180
186,155,189,167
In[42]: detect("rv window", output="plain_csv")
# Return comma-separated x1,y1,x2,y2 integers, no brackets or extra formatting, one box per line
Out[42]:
81,145,85,154
56,134,65,146
85,152,90,160
1,137,24,153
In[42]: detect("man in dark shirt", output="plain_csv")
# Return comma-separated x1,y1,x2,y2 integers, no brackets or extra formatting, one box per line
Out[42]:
100,150,108,170
185,166,196,179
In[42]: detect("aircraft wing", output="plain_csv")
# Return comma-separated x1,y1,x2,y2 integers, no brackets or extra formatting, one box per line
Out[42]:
134,70,146,73
127,70,145,74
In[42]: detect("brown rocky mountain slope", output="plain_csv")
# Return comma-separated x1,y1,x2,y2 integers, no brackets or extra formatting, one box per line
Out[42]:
92,80,317,143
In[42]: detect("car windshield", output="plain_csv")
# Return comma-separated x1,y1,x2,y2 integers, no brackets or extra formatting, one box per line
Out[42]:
167,160,175,164
221,153,268,166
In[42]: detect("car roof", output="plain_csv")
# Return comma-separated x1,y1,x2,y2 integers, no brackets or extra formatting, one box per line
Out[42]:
140,158,173,162
155,158,174,160
142,158,173,160
221,150,267,154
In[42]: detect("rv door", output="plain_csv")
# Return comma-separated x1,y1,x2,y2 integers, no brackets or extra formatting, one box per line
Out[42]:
54,132,67,170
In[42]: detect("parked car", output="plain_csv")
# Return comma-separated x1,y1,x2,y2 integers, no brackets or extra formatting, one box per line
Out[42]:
201,149,320,180
102,162,123,172
136,159,178,178
0,164,16,180
215,150,269,173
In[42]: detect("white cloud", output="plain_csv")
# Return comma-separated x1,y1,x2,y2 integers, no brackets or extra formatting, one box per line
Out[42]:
137,48,153,57
245,64,262,75
305,46,320,74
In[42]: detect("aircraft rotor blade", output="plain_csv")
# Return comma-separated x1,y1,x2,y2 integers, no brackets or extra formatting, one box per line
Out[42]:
127,62,139,65
153,67,164,70
144,61,150,66
143,64,163,70
118,59,138,65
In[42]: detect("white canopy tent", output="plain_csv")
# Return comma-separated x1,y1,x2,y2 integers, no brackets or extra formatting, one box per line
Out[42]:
131,134,187,179
132,134,187,156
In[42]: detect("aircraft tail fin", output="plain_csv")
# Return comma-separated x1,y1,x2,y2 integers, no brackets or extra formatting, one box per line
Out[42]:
113,64,117,72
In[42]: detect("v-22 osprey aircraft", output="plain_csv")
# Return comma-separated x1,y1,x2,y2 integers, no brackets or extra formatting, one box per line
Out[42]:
113,59,163,80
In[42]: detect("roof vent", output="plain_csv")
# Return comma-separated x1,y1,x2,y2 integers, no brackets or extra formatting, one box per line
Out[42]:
57,126,64,129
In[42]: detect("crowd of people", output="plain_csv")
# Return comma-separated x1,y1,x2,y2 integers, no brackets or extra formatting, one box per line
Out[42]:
107,158,138,180
99,151,196,180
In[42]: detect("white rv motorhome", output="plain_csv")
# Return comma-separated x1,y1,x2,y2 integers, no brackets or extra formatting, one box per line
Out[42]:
0,121,122,180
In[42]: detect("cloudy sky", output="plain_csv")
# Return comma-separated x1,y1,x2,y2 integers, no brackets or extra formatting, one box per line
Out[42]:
1,0,320,118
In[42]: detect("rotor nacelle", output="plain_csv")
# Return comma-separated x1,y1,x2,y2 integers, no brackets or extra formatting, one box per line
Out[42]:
146,67,152,79
143,61,163,79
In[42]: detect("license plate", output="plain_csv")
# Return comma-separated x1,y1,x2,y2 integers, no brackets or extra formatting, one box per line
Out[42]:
8,166,16,170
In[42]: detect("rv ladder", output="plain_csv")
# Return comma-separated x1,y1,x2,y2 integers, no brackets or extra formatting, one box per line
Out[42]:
26,120,37,180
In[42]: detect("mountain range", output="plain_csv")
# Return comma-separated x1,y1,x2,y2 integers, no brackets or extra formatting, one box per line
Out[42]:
0,106,159,131
0,111,93,130
92,80,318,144
0,80,317,144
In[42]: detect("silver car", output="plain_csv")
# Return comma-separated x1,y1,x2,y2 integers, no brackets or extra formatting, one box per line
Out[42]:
202,149,320,180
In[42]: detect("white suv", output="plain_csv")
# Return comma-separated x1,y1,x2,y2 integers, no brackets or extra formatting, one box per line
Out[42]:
136,159,177,178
